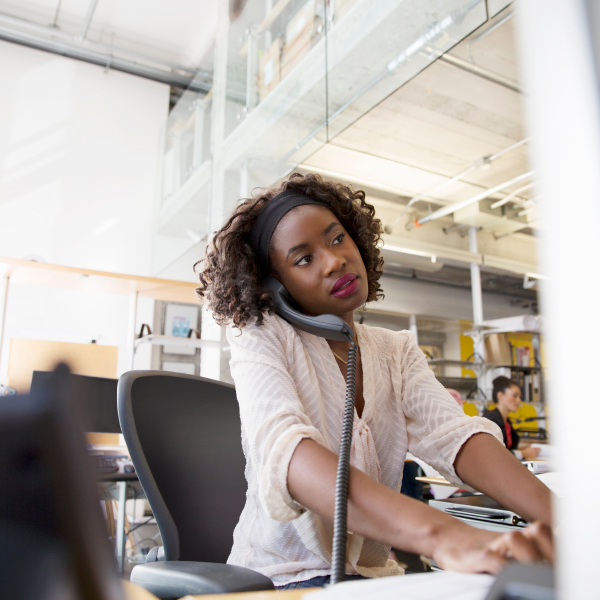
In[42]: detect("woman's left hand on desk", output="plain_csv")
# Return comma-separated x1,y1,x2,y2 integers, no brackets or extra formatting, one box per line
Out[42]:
433,521,553,574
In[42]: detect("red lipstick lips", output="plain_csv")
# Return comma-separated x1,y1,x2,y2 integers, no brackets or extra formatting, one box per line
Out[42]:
331,273,358,298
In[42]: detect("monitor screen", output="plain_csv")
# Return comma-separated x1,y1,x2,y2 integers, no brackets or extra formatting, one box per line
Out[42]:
31,371,120,434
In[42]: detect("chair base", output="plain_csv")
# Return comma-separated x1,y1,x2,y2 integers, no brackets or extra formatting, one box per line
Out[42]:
131,561,275,599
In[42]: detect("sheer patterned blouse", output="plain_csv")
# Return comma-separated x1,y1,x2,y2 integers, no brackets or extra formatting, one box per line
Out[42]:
225,314,502,586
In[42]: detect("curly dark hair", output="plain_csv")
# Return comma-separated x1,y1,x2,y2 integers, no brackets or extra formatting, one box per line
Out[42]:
196,172,384,329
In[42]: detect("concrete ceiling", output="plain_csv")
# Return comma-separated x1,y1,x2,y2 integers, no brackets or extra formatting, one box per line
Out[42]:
301,6,537,235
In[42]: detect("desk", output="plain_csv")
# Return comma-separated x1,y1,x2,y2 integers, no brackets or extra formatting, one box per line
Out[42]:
415,476,454,487
186,589,318,600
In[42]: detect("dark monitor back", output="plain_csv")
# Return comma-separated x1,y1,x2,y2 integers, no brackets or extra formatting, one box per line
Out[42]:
0,364,124,600
31,371,120,434
125,373,246,563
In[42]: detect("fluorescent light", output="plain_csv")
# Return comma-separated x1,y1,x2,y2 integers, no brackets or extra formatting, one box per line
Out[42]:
383,243,437,263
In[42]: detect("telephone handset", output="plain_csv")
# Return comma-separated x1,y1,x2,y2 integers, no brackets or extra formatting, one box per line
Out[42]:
265,277,353,342
265,275,355,585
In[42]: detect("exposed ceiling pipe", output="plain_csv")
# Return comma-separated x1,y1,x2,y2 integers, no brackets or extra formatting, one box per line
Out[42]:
79,0,100,40
489,182,534,209
386,137,531,233
0,24,210,92
439,54,522,93
415,170,535,226
0,13,204,76
468,9,515,43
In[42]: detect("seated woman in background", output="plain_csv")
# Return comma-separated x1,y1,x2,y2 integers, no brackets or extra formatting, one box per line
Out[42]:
484,376,541,461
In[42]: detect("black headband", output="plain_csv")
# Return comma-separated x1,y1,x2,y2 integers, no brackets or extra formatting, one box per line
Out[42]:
250,189,329,274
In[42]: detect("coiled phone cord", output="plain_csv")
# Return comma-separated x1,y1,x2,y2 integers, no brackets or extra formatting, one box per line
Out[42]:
330,341,357,585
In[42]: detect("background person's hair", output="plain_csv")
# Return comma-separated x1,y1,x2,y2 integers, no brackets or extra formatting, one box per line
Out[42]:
492,376,518,404
196,172,384,330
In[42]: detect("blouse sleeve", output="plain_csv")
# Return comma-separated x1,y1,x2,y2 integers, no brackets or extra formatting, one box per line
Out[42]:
227,317,325,522
395,331,504,486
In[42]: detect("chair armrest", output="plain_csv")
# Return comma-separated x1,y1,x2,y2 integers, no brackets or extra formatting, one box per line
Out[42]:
131,561,275,599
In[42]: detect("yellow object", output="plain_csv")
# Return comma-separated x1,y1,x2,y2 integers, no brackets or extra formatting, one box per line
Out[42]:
509,402,538,430
462,402,479,417
506,332,535,367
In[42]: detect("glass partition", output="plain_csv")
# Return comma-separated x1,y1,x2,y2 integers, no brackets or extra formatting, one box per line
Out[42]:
152,0,493,277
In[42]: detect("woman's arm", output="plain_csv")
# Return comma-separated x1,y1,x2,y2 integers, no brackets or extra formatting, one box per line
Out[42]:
454,432,552,525
288,438,553,573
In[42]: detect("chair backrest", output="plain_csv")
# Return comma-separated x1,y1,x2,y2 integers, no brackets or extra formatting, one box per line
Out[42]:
117,371,247,563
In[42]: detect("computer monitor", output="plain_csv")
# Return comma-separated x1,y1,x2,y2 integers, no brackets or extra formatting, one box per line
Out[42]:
0,364,125,600
31,371,120,434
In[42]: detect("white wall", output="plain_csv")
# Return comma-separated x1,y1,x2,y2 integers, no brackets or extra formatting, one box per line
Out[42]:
0,41,169,275
0,43,170,382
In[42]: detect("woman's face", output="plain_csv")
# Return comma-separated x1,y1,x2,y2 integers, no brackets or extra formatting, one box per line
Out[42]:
269,204,369,318
498,384,521,413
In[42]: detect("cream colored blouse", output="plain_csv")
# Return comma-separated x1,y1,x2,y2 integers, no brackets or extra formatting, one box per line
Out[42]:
225,314,502,585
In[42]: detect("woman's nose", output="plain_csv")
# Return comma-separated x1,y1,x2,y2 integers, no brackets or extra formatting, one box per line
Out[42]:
323,248,346,276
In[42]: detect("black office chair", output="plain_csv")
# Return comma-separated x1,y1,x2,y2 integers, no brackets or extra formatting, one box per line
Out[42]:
117,371,274,598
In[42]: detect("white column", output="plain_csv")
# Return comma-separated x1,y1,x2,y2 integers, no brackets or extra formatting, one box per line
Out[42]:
516,2,600,597
200,304,223,380
408,314,418,346
193,99,206,170
246,26,259,112
127,291,138,371
468,226,485,398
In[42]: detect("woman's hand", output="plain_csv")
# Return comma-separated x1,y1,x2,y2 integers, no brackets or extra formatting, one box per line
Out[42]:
521,446,541,460
432,521,553,574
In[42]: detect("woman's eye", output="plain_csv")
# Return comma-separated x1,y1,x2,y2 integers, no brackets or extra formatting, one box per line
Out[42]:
333,233,345,245
295,255,311,266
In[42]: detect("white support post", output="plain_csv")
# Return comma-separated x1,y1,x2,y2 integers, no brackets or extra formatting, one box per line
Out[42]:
246,26,259,113
172,131,183,193
468,226,486,398
200,304,223,380
408,314,418,346
0,275,10,385
116,481,127,573
264,0,273,48
193,100,206,170
516,2,600,597
127,291,138,371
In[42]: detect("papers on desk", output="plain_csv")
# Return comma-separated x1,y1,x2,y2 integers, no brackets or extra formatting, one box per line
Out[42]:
303,572,494,600
530,443,554,460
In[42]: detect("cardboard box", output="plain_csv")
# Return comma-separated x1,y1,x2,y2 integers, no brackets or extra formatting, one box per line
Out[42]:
484,333,512,365
258,37,282,100
281,26,315,79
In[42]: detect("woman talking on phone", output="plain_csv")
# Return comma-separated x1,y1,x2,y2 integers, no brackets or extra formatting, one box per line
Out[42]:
196,173,553,589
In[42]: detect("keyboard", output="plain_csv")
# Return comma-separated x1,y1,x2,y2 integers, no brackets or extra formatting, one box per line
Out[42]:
94,456,119,474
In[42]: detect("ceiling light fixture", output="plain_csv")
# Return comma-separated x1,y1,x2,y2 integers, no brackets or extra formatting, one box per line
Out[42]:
383,243,437,264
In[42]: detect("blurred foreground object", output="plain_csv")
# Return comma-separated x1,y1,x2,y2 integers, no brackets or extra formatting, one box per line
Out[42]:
0,364,125,600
